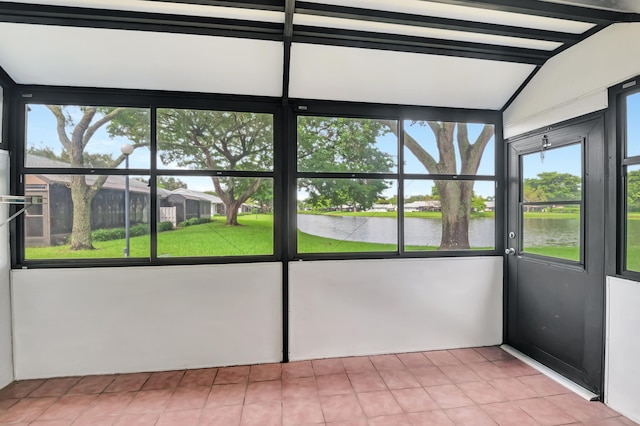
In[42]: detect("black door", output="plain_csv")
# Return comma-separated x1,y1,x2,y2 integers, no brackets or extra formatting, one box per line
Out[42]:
505,115,605,395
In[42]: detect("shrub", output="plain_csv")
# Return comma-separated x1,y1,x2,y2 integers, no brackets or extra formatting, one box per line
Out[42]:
158,221,174,232
179,217,213,227
91,224,150,242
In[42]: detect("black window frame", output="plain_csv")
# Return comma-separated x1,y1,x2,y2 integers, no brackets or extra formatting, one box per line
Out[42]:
289,100,503,261
517,139,585,265
611,79,640,281
9,88,504,268
12,87,283,268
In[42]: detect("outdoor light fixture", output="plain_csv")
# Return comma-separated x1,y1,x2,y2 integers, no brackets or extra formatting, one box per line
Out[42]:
120,143,134,257
120,143,134,156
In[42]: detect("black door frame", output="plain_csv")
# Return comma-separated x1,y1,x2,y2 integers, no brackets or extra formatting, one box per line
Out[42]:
504,112,606,396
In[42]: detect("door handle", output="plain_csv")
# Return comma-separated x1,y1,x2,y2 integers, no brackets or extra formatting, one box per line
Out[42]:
505,248,516,255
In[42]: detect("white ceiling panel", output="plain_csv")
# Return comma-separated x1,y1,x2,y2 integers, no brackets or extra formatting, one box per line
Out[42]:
289,43,535,109
0,23,283,96
294,14,562,50
0,0,285,23
303,0,595,33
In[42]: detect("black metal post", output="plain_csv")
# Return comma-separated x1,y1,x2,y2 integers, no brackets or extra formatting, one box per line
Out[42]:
124,155,130,258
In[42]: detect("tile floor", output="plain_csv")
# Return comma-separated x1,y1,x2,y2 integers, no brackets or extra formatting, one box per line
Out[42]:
0,346,636,425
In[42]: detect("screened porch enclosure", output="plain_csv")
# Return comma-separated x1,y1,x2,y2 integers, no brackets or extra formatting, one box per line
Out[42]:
0,0,640,424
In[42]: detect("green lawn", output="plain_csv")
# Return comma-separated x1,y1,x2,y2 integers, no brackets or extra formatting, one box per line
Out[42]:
523,246,580,261
24,212,640,268
26,214,275,259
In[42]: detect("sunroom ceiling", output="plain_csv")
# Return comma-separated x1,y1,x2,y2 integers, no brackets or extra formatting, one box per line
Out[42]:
0,0,637,109
0,22,284,96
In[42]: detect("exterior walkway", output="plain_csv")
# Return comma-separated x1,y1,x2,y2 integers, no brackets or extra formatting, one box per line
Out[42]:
0,346,636,425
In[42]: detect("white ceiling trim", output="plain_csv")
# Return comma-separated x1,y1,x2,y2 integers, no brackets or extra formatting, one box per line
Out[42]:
294,14,562,51
289,43,536,109
0,0,285,23
0,23,284,97
302,0,595,34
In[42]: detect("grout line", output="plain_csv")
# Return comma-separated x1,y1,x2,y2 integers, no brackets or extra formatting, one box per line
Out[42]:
500,344,598,401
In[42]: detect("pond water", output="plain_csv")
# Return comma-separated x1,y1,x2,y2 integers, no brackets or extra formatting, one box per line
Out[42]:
297,214,586,248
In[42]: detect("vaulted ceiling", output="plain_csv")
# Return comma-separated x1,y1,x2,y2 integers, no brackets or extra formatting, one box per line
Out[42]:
0,0,638,110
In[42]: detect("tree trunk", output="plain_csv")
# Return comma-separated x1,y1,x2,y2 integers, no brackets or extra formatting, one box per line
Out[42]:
70,177,94,250
226,201,241,225
437,180,473,250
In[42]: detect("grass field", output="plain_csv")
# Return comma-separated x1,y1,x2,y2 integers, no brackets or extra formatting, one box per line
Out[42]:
24,213,640,270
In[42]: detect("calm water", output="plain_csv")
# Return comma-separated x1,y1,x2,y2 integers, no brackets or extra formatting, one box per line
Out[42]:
298,214,585,248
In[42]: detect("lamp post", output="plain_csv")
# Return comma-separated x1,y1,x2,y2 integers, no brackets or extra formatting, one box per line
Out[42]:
120,143,134,257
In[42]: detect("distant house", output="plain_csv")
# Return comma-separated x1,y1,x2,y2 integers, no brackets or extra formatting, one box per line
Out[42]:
24,154,259,246
404,200,441,212
370,203,396,212
25,172,151,247
158,188,225,226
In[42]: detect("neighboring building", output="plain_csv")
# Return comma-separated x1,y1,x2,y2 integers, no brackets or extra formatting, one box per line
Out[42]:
370,203,396,212
404,200,441,212
159,188,225,226
24,155,232,246
25,173,150,247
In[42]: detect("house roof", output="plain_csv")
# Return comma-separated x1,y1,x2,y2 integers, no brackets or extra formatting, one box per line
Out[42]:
169,188,224,204
25,155,228,203
34,174,152,194
1,1,638,110
405,200,441,208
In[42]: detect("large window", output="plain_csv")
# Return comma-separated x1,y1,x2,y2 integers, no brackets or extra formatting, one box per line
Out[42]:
520,143,582,262
20,102,276,263
24,105,151,260
296,116,398,253
295,113,497,255
623,92,640,274
403,120,495,252
17,95,499,266
155,109,274,258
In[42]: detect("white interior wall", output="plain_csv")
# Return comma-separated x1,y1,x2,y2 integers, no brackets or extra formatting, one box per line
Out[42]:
606,276,640,423
503,22,640,138
289,257,503,361
11,263,282,379
0,144,13,388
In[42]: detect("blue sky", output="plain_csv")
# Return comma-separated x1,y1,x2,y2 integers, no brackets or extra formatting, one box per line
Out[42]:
522,142,581,181
627,92,640,157
27,104,580,198
26,104,151,169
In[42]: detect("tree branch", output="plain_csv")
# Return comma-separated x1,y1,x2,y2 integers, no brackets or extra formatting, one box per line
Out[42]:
431,122,456,174
89,175,109,198
380,119,439,173
83,107,125,149
45,105,72,152
457,122,470,157
72,107,97,150
237,178,262,205
460,124,494,175
405,130,439,174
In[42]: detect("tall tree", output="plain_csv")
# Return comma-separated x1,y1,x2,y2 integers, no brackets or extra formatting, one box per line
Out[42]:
44,106,147,250
152,109,273,226
385,121,494,250
157,177,188,191
297,117,394,210
524,172,581,201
